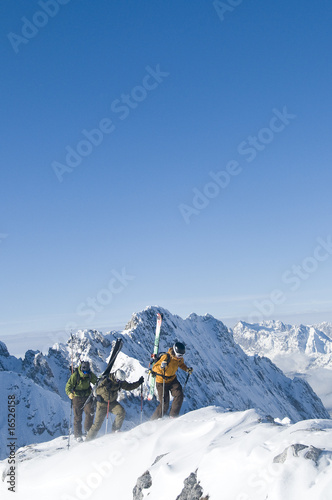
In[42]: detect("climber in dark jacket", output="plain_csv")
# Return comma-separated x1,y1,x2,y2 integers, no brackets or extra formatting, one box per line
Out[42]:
86,369,143,440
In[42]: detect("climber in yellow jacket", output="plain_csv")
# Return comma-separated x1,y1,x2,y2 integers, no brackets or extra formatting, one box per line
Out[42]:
150,342,193,420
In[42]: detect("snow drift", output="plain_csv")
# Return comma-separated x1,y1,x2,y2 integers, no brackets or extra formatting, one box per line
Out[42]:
1,407,332,500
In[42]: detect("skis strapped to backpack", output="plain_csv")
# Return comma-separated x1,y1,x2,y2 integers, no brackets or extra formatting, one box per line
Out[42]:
83,337,123,409
147,313,163,400
101,337,124,378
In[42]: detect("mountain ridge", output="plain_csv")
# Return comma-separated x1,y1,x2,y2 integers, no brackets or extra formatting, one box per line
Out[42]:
0,306,330,461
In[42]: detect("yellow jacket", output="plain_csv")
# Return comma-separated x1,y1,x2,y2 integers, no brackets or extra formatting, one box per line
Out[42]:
152,347,189,384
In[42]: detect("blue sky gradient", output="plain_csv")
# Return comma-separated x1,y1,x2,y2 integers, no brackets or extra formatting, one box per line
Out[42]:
1,0,332,341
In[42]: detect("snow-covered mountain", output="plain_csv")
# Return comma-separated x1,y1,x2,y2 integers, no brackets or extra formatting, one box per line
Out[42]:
1,407,332,500
313,322,332,341
233,321,332,363
233,320,332,414
119,307,329,422
0,307,330,462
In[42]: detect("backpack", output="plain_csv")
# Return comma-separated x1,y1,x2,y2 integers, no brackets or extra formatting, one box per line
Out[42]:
151,352,172,380
152,351,170,366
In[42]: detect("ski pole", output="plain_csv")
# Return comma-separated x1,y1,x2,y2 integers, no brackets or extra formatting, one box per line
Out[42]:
161,365,166,418
140,384,143,424
183,372,191,393
68,332,74,450
68,399,73,450
70,332,74,375
105,400,110,435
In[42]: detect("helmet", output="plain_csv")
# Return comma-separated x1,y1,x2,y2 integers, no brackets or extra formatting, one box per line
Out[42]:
114,369,126,382
81,361,90,374
173,342,185,357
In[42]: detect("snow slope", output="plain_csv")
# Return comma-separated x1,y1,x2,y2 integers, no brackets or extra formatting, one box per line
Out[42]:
0,372,69,458
233,321,332,414
1,407,332,500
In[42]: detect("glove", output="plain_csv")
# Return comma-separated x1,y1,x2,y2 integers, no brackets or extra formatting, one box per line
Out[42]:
187,367,193,374
151,353,157,360
68,393,74,400
161,361,167,369
138,376,144,385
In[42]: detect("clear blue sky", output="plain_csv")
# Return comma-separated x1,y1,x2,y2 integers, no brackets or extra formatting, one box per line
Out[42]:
1,0,332,342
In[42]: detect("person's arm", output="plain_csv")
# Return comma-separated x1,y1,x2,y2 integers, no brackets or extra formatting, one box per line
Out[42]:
122,376,144,391
178,357,191,372
65,373,76,397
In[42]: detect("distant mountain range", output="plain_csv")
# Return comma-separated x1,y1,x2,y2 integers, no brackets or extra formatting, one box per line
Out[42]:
233,320,332,362
0,307,330,460
233,320,332,414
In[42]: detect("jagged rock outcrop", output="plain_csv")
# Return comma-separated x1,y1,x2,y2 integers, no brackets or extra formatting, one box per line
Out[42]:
132,470,152,500
273,444,323,466
0,341,9,357
176,471,209,500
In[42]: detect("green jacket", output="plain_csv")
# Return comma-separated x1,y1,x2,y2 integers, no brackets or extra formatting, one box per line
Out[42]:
65,365,98,398
96,373,141,405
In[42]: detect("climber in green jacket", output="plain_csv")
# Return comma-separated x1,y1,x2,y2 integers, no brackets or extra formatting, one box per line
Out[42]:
65,360,98,441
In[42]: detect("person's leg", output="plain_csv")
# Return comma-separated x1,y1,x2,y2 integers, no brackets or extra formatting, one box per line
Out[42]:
110,402,126,431
85,403,107,440
83,399,95,433
150,382,170,420
73,397,85,437
169,379,184,417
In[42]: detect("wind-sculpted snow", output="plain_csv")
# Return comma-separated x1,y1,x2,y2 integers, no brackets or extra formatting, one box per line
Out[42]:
1,407,332,500
0,307,329,462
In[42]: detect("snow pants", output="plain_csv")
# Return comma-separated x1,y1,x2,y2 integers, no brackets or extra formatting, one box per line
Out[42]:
86,401,125,440
151,377,184,420
72,396,94,438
